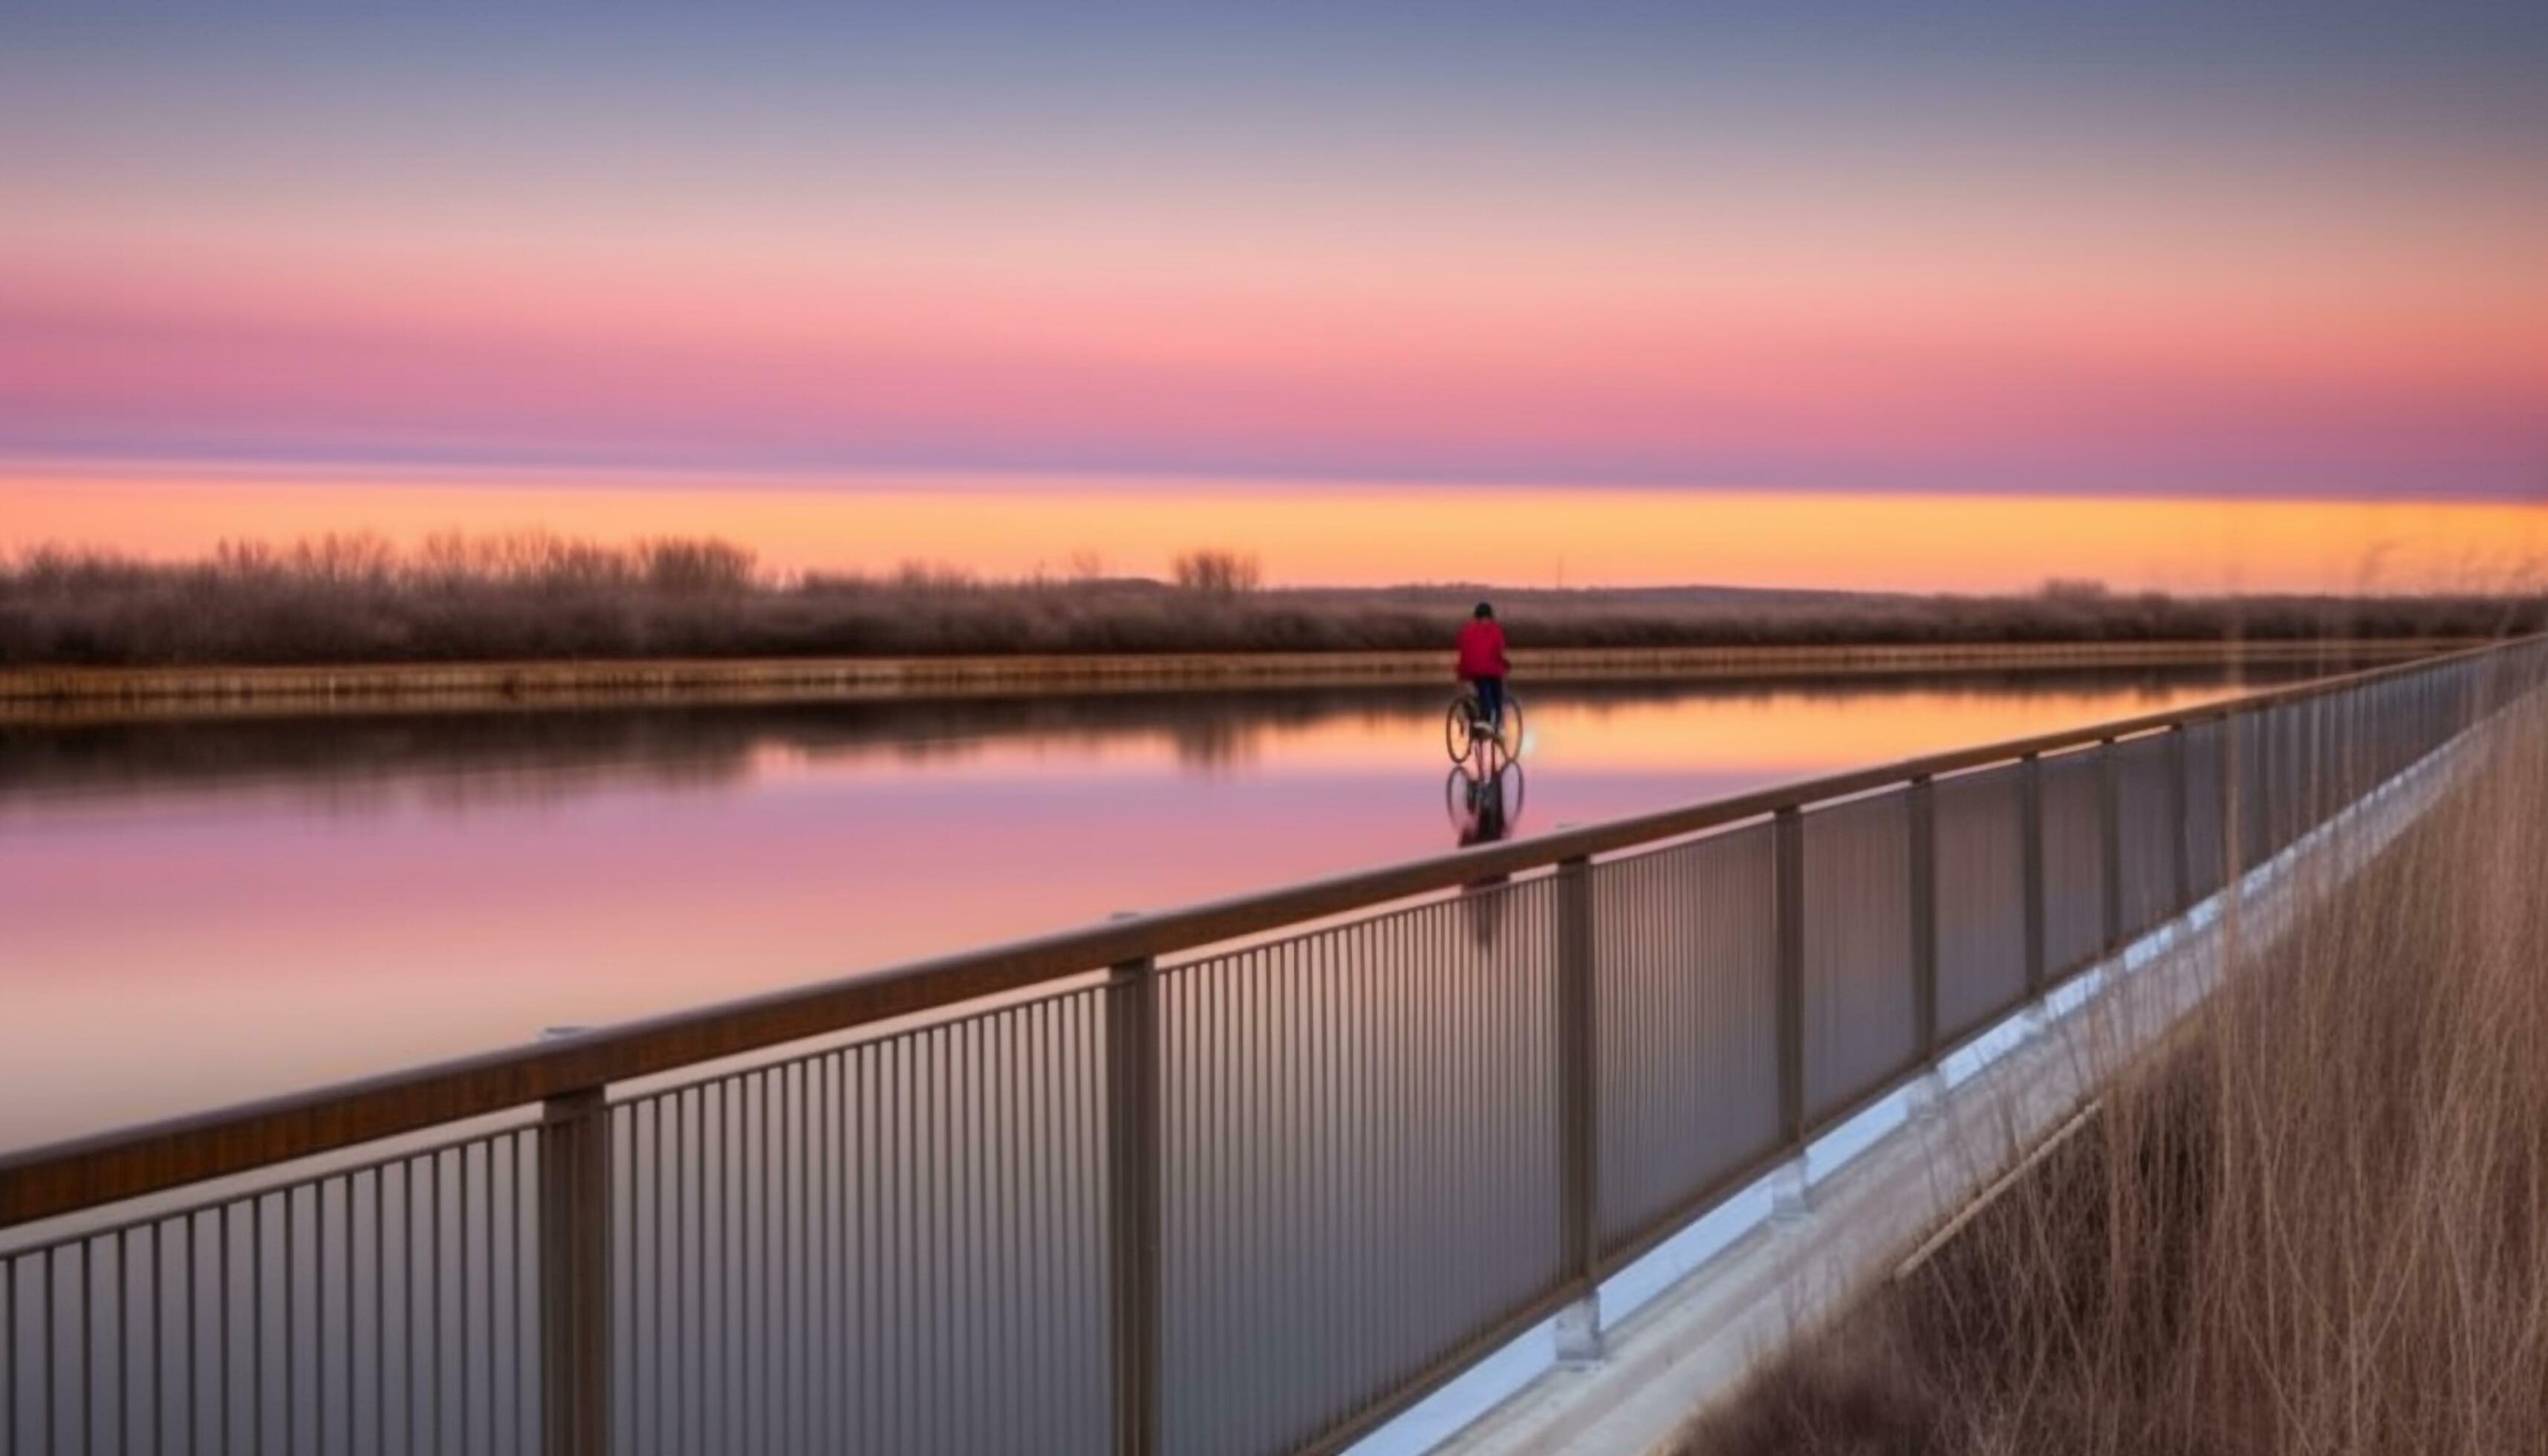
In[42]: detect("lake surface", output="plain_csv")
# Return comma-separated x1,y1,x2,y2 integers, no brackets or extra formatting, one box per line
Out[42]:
0,663,2330,1151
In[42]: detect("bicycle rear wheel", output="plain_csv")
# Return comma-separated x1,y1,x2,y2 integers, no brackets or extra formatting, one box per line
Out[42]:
1445,696,1477,761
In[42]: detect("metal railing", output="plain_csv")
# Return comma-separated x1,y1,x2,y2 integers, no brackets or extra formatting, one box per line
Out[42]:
3,637,2541,1455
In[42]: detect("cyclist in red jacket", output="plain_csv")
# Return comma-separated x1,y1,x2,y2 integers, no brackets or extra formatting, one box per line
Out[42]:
1456,602,1509,732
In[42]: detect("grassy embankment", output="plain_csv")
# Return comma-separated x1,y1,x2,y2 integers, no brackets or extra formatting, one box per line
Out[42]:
1682,692,2548,1455
4,534,2542,669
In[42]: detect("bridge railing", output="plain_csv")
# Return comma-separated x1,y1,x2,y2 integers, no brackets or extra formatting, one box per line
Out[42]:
3,637,2541,1455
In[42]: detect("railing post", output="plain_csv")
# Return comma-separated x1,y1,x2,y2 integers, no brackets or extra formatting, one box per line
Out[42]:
2165,725,2194,914
2225,706,2252,875
1553,854,1602,1362
1107,956,1162,1456
2018,753,2047,998
2099,738,2124,952
540,1086,611,1456
1905,774,1950,1123
2168,724,2195,913
1773,807,1807,1142
1908,775,1938,1059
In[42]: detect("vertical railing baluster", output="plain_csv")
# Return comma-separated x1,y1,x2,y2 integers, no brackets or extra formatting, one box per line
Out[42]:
46,1247,57,1456
253,1199,264,1455
1,1254,12,1456
287,1189,298,1456
1553,854,1602,1361
541,1088,611,1456
1105,957,1161,1456
2,1257,12,1456
1,1257,12,1456
1908,776,1938,1060
153,1223,166,1456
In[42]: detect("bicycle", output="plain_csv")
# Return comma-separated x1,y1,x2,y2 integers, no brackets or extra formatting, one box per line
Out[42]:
1444,683,1524,765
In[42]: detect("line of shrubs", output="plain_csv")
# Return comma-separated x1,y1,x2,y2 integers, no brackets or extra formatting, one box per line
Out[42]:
3,534,2541,667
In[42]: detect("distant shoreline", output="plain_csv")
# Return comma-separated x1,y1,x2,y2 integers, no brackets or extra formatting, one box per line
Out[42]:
0,639,2457,721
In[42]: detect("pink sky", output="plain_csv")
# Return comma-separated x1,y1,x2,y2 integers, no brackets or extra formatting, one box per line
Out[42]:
11,161,2542,495
4,1,2544,582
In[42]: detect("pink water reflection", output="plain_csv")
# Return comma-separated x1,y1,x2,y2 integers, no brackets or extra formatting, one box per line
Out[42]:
0,672,2285,1148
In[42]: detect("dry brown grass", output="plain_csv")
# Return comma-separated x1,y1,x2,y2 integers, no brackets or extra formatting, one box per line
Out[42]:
1682,700,2548,1455
3,533,2544,669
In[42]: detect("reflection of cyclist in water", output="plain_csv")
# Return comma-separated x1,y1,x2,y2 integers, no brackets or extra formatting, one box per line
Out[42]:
1456,602,1509,735
1448,759,1524,849
1450,759,1524,944
1459,770,1512,846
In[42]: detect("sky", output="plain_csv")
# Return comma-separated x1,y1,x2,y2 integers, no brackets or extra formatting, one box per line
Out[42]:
4,1,2546,587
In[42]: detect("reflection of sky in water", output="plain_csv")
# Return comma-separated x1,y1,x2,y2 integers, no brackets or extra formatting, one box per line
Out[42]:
0,668,2309,1148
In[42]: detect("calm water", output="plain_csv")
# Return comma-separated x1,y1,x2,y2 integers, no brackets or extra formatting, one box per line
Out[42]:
0,665,2324,1151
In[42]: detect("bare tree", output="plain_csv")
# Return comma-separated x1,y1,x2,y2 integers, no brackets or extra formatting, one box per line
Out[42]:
1171,548,1263,595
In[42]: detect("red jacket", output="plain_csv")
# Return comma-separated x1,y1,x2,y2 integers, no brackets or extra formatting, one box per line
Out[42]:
1456,620,1509,679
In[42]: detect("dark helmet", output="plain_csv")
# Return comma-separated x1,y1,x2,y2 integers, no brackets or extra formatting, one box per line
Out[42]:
1473,601,1494,620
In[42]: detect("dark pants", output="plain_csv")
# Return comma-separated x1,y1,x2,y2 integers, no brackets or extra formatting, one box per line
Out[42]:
1469,675,1505,730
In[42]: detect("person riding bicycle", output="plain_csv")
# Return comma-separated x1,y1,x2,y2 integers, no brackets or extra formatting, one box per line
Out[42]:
1457,601,1509,734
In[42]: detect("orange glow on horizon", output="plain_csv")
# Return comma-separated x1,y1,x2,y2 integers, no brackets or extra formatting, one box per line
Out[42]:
4,468,2541,595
